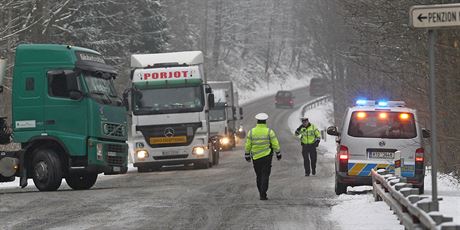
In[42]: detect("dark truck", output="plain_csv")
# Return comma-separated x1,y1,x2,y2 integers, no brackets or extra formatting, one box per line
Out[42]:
0,44,128,191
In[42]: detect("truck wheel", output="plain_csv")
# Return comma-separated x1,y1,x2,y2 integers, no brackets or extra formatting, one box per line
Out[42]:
31,149,63,191
137,166,150,173
212,148,219,166
195,161,209,169
66,173,98,190
335,176,347,195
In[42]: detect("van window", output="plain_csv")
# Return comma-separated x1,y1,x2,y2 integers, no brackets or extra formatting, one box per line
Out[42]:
348,111,416,139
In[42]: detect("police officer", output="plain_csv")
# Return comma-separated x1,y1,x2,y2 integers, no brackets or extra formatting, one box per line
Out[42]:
295,117,320,176
245,113,281,200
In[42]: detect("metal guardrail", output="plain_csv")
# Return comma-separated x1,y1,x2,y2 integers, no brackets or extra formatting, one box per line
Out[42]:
301,95,331,116
372,169,460,230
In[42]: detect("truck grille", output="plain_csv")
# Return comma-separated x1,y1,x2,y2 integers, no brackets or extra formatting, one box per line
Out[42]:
107,144,126,153
153,154,188,160
103,123,126,138
136,123,202,148
107,155,124,165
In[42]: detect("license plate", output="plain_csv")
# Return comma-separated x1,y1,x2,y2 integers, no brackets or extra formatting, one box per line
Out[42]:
113,166,121,172
368,151,395,159
162,151,178,156
150,136,187,144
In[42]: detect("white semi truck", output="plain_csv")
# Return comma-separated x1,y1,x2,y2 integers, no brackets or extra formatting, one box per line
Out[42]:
208,81,245,150
127,51,218,172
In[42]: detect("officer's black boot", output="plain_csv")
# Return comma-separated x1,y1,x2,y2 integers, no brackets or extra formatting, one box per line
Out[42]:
260,193,268,200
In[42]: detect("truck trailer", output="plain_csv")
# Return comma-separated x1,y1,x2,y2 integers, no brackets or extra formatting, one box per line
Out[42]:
0,44,128,191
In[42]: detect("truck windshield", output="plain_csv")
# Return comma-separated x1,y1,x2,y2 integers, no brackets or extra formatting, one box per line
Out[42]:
348,111,417,139
209,108,226,121
83,71,120,105
133,85,204,115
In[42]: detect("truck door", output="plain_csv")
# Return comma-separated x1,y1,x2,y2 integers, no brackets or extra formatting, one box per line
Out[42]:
12,70,45,136
44,70,87,156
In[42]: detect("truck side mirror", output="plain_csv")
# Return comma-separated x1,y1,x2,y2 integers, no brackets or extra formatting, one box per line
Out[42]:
122,88,131,111
208,93,215,108
422,128,431,138
69,90,84,101
327,126,339,136
66,71,79,91
204,84,212,94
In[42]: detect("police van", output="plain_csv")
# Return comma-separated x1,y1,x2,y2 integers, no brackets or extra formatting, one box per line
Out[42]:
327,100,430,195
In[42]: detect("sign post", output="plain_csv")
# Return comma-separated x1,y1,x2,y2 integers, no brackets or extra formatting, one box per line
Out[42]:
409,3,460,209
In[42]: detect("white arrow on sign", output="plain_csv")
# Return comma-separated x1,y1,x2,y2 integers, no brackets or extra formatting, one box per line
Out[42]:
410,3,460,29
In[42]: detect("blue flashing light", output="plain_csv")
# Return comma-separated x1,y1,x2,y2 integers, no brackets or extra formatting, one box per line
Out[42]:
377,101,388,107
356,99,367,106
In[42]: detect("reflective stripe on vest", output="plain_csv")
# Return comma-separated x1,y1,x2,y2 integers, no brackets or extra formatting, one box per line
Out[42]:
249,128,272,160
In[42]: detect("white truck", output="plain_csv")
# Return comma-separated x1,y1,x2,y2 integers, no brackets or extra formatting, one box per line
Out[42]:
208,81,245,150
126,51,218,172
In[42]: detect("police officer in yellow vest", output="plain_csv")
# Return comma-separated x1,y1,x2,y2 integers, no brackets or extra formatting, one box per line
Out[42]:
245,113,281,200
295,116,320,176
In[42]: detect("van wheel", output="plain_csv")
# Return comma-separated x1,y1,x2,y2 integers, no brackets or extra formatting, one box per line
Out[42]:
335,176,347,195
32,149,63,191
418,184,424,194
66,173,98,190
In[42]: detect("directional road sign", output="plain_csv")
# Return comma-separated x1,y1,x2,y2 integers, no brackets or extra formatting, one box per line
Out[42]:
410,3,460,28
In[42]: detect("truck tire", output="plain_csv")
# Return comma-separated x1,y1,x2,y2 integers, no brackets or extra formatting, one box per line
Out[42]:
66,173,98,190
137,166,150,173
335,176,347,195
31,149,63,191
212,147,219,166
195,161,209,169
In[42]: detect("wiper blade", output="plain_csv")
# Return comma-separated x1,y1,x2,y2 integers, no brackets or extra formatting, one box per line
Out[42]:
89,91,105,95
89,91,112,104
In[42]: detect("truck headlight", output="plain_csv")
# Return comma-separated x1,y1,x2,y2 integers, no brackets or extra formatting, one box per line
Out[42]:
136,149,149,160
220,137,230,145
96,143,103,160
193,146,205,155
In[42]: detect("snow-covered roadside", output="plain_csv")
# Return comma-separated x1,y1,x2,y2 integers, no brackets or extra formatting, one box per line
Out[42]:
238,77,311,105
291,100,460,229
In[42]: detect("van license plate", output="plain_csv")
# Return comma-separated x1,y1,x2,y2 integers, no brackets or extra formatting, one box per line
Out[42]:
113,166,121,172
368,151,394,159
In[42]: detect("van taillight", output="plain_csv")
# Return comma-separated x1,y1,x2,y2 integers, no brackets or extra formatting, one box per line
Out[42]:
338,145,348,172
415,148,424,162
339,145,349,160
415,148,424,174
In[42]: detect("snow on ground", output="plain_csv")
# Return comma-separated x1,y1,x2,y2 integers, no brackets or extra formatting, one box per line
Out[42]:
292,100,460,229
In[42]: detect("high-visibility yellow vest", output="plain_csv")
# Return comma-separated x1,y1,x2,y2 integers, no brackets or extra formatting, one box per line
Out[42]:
297,124,320,145
245,124,280,160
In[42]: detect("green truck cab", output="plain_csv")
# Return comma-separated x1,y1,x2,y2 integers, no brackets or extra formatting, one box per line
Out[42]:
0,44,128,191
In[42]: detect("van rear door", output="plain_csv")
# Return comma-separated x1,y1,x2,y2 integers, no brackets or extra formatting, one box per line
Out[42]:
345,111,419,177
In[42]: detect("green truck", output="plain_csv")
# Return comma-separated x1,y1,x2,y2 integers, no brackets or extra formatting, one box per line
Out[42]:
0,44,128,191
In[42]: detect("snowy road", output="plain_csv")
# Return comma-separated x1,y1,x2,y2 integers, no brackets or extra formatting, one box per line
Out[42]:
0,88,338,229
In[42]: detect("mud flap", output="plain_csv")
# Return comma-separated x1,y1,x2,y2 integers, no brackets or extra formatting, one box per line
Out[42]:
19,150,28,188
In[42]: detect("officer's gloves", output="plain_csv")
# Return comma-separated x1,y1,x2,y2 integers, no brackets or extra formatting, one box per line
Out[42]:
276,152,282,160
245,153,251,162
314,138,320,147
